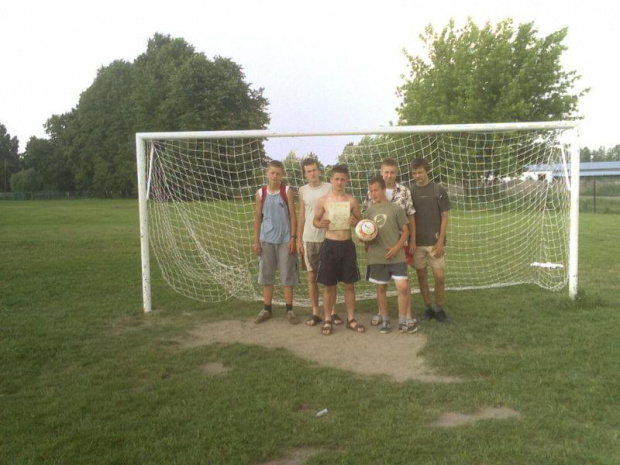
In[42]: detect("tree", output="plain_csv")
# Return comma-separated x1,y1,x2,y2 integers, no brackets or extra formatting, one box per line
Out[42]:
397,19,589,181
398,19,588,125
0,123,20,192
10,168,42,192
45,33,270,194
581,145,620,162
21,136,74,191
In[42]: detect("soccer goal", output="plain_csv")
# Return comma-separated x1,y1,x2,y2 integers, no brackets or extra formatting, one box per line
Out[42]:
136,122,580,313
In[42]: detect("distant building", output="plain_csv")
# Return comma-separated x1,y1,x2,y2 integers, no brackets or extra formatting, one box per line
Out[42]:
524,161,620,182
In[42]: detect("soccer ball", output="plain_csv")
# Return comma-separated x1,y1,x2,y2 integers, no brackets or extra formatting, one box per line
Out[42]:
355,219,378,242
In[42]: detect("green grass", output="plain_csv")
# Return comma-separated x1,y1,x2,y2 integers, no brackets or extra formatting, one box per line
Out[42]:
1,200,619,464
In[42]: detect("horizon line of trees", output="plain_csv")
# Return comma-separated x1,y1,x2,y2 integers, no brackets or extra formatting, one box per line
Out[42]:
2,33,269,195
1,19,613,195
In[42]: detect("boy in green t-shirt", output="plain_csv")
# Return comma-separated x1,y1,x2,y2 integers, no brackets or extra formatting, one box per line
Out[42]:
363,176,419,334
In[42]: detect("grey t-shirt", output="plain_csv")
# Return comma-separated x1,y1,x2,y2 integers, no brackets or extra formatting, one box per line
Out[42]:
411,182,451,246
364,202,408,265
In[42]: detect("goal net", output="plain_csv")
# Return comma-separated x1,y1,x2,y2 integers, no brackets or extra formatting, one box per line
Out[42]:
136,123,579,312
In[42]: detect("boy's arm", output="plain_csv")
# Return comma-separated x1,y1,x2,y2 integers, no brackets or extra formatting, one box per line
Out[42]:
404,187,416,253
361,191,371,213
408,215,416,254
350,197,362,224
253,191,262,255
386,224,409,260
297,189,305,254
287,187,297,254
434,211,449,257
313,197,329,229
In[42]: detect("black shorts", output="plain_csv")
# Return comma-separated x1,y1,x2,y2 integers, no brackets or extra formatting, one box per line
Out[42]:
316,239,360,286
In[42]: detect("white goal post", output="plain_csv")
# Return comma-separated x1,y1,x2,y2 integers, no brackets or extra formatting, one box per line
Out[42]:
136,122,580,314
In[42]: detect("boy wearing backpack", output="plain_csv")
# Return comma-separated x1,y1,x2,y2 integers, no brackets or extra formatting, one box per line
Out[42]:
253,160,300,324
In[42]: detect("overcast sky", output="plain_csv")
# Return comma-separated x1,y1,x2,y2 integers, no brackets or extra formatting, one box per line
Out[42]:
2,0,619,163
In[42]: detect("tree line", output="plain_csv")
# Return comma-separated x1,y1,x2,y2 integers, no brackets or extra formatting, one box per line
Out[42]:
2,33,269,195
0,20,607,195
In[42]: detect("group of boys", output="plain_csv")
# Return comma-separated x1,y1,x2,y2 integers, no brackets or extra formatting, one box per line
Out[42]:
252,156,451,336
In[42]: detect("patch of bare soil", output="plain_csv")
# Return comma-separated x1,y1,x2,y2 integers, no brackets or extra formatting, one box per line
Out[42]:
184,317,461,383
200,361,231,376
432,407,521,428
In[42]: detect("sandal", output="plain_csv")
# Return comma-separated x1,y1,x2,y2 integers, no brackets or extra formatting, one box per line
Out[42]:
321,320,333,336
370,314,383,326
346,318,366,333
331,313,344,325
306,315,322,326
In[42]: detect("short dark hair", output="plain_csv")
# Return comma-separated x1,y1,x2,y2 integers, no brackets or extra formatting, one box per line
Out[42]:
330,164,349,177
381,158,398,168
301,157,319,171
267,160,285,171
410,158,430,172
368,175,386,189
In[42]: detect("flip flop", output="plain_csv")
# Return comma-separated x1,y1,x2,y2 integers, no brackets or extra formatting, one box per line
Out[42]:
346,318,366,333
306,315,322,326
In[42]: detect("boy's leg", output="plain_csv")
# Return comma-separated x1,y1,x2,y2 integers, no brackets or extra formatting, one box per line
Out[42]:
283,285,300,324
376,284,393,334
431,266,445,307
430,265,449,322
303,242,321,319
256,241,276,324
323,285,337,322
283,285,293,306
264,284,274,305
307,270,320,315
344,283,356,321
255,285,274,323
376,284,389,318
416,268,432,307
396,277,419,333
395,278,411,320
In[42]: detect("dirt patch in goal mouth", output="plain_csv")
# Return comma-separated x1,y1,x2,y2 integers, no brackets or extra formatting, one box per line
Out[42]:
184,317,461,383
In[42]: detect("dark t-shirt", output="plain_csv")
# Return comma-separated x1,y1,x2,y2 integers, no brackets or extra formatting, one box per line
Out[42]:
411,182,451,246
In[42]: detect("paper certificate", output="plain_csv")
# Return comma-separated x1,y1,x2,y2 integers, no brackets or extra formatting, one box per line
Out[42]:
328,201,351,231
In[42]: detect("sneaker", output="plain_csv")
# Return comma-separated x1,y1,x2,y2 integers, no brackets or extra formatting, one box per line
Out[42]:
398,322,406,333
370,313,383,326
421,307,436,320
435,309,450,323
379,320,392,334
254,309,272,324
405,319,420,333
286,310,300,325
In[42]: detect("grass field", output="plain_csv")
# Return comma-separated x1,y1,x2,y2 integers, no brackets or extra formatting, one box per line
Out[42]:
1,200,619,464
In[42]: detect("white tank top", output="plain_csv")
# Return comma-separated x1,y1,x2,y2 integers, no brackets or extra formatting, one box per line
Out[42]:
299,182,332,242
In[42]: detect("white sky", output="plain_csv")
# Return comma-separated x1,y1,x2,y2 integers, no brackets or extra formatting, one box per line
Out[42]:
2,0,619,163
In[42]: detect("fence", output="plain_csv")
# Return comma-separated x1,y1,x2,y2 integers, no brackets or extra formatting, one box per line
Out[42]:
0,191,135,201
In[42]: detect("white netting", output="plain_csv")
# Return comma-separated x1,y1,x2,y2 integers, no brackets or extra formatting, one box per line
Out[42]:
143,125,576,306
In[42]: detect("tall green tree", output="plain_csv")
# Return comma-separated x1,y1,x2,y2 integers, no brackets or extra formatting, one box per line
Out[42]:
398,19,587,125
21,136,75,191
397,19,588,181
0,123,20,192
46,33,270,195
